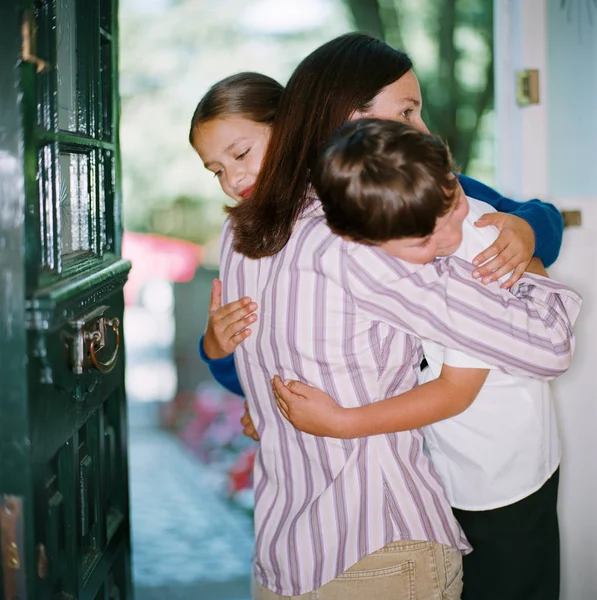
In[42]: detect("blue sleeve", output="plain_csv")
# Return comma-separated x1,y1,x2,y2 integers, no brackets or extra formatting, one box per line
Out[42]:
458,174,564,267
198,334,245,397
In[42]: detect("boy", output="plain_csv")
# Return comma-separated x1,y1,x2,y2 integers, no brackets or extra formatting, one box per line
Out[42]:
273,118,575,600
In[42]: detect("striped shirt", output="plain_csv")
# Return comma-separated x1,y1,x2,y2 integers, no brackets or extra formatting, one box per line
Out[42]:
220,202,581,596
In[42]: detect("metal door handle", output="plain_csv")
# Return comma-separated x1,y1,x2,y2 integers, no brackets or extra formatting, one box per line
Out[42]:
68,306,121,375
87,317,121,374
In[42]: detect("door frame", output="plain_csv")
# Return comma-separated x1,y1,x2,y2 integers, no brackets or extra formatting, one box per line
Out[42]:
494,0,549,199
494,3,597,600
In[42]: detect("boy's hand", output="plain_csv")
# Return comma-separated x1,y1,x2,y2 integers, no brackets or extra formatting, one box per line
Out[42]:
240,401,260,441
272,375,347,437
203,279,258,359
472,213,535,289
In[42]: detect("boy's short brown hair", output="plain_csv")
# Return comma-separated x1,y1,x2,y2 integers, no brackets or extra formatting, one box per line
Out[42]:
312,119,459,243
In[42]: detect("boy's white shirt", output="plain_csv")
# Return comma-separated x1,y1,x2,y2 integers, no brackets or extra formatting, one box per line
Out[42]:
418,196,561,511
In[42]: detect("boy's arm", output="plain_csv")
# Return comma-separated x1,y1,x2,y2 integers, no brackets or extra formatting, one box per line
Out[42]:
458,174,563,268
273,366,489,438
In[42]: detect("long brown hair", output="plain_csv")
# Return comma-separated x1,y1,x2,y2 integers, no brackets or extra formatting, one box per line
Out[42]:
312,119,458,243
188,72,283,147
227,33,413,258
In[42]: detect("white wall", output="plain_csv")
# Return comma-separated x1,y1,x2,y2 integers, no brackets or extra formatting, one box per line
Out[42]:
545,3,597,597
495,2,597,598
549,200,597,600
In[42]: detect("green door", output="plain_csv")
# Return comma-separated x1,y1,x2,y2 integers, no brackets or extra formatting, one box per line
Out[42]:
0,1,132,598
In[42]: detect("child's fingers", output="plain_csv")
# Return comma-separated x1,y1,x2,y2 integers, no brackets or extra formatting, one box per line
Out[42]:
285,380,310,396
242,421,260,441
271,377,285,402
276,394,290,421
208,279,223,314
222,311,258,339
214,299,257,326
272,375,304,406
500,262,527,289
240,405,261,441
240,409,252,428
271,375,287,398
235,328,253,342
227,328,253,352
480,257,519,284
472,240,505,270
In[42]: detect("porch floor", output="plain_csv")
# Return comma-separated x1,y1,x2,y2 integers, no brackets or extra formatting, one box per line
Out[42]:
128,402,253,600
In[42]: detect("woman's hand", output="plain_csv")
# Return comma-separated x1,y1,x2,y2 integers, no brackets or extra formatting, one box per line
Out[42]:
240,401,260,441
202,279,258,359
472,213,536,289
272,375,347,437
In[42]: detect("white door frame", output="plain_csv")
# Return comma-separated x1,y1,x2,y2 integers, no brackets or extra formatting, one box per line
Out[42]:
494,4,597,600
494,0,549,199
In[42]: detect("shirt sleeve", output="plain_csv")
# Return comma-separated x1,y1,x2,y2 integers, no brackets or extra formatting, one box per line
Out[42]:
442,348,493,370
198,335,245,397
458,174,564,267
347,244,581,380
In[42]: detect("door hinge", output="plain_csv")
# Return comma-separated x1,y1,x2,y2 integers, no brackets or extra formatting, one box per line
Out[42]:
1,495,27,599
21,10,51,73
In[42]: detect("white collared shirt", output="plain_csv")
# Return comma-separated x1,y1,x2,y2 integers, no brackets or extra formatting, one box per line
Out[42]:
419,197,562,510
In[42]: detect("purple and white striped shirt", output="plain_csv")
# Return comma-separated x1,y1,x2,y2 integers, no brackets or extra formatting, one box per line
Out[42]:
220,202,581,596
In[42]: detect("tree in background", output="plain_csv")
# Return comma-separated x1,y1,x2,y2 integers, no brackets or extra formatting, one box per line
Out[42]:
344,0,494,173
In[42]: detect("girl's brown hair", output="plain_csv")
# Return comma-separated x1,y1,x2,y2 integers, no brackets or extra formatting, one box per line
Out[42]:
227,33,413,259
188,72,283,146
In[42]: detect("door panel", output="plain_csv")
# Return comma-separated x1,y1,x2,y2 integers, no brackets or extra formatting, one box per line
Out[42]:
0,0,132,597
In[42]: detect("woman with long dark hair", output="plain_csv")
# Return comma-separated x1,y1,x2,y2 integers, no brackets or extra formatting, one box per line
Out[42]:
194,34,567,600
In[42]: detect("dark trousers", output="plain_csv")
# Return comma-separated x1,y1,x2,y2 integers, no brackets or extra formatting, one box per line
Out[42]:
452,469,560,600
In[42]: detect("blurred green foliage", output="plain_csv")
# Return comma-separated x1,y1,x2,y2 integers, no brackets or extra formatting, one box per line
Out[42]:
120,0,494,246
345,0,494,174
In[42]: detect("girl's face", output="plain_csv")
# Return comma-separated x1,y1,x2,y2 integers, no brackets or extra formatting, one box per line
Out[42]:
192,116,271,203
353,70,429,134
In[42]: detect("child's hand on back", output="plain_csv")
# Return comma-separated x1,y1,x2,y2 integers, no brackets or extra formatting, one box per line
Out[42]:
241,401,260,441
272,375,347,438
472,213,535,289
202,279,258,359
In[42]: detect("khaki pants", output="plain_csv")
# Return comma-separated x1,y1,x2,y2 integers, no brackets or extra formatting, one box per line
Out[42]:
252,540,463,600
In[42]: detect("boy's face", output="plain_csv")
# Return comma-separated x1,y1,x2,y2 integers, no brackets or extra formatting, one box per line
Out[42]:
379,185,469,264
